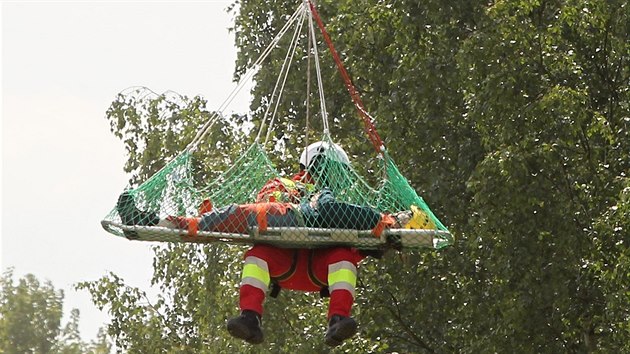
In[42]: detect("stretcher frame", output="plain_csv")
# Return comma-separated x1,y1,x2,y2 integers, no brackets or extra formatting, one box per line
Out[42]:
101,220,452,249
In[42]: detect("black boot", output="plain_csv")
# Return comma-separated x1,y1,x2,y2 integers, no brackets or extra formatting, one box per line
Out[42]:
227,310,264,344
116,192,159,226
324,315,357,347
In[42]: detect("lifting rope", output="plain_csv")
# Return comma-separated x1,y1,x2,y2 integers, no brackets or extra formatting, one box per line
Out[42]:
260,7,308,144
188,0,382,153
188,4,305,153
307,3,331,135
304,0,313,156
307,0,384,153
259,1,333,146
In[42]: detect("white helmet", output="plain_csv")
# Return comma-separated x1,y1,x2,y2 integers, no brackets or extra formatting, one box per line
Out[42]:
300,141,350,168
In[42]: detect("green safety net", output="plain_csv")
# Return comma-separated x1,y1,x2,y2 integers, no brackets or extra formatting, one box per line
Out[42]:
101,1,452,250
101,135,452,250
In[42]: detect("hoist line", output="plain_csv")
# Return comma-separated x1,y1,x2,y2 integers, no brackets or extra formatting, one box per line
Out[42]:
262,6,308,145
304,0,313,155
307,2,331,135
186,4,304,153
306,0,384,153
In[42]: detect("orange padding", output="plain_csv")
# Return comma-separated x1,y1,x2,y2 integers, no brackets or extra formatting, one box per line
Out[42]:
371,214,395,238
255,204,268,233
198,199,213,215
166,216,200,236
187,218,199,236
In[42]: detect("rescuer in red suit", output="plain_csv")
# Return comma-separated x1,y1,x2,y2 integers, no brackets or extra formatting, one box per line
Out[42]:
226,141,396,347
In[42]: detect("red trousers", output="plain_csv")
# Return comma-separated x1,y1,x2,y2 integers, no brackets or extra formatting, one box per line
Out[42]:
239,244,365,319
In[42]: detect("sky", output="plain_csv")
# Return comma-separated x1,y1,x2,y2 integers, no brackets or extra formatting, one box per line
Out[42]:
2,1,251,341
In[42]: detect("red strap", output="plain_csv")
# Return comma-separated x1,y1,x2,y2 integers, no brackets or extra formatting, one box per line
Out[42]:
307,0,384,153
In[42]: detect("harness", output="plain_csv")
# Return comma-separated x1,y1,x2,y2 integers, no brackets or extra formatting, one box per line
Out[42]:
268,250,330,298
258,177,315,204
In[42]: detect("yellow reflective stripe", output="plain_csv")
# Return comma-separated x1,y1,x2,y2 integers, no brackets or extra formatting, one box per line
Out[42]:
242,263,270,285
328,269,357,287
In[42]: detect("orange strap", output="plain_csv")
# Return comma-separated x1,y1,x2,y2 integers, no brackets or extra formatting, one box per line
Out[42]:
371,214,395,238
255,204,268,233
187,217,199,236
198,199,213,215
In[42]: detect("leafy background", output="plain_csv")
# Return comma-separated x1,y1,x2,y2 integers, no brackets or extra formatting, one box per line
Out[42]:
3,0,628,353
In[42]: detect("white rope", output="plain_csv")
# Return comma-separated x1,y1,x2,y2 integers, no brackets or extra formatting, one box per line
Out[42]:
262,7,307,145
186,4,304,152
307,6,330,134
256,5,306,142
304,0,313,156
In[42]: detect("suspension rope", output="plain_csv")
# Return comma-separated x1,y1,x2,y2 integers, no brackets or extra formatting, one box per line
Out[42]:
307,5,330,134
261,7,307,145
307,0,384,153
304,0,313,154
186,4,304,152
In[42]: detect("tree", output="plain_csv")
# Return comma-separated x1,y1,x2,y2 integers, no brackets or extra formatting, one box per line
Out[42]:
229,0,630,351
86,0,629,352
0,270,109,354
0,269,64,353
52,309,111,354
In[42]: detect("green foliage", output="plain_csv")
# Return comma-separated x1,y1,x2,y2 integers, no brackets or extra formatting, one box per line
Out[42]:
0,270,109,354
589,180,630,353
77,244,243,353
0,270,63,353
89,0,629,352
